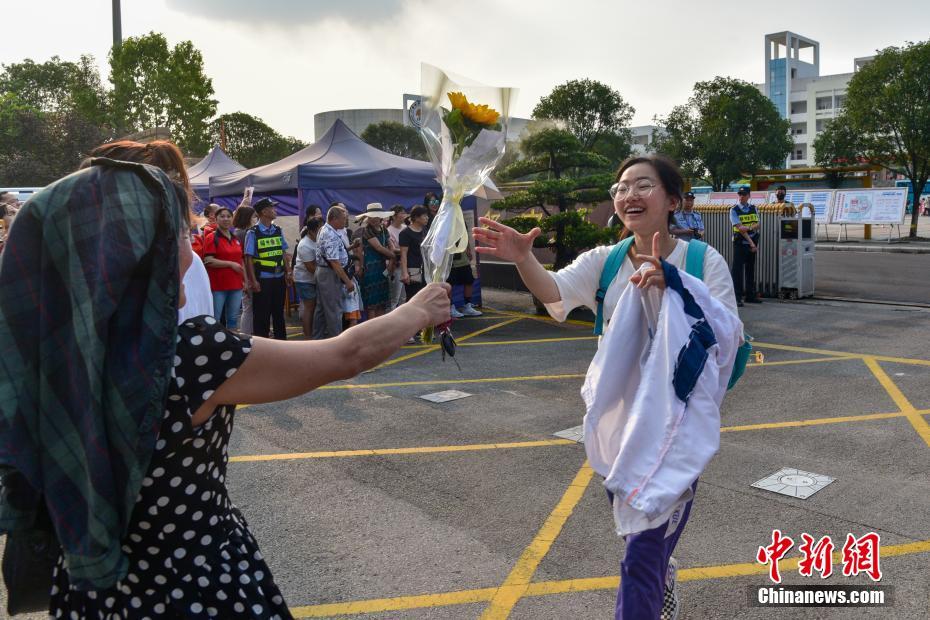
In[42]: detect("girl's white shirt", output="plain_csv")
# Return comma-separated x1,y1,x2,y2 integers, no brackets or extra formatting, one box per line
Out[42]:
544,240,743,536
544,239,739,324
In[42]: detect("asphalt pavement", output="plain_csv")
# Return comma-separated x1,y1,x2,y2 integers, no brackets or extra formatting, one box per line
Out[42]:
4,290,928,620
815,250,930,305
221,290,930,619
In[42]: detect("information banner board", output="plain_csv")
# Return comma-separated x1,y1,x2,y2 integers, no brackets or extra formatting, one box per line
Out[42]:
831,188,907,224
696,191,768,206
766,189,835,222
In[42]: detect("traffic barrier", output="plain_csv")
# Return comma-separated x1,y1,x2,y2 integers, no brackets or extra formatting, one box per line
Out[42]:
694,203,787,298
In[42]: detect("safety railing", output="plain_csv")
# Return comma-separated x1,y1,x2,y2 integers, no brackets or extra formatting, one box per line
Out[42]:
694,203,788,298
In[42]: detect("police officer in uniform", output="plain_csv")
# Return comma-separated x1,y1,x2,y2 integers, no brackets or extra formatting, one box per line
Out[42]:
729,186,761,307
244,198,293,339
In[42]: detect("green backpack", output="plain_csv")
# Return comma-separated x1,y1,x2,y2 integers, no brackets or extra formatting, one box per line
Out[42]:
593,238,752,390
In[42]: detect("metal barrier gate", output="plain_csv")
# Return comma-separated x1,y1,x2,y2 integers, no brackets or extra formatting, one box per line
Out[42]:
694,203,787,298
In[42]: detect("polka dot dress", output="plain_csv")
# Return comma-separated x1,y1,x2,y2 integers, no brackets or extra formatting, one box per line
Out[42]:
49,316,292,619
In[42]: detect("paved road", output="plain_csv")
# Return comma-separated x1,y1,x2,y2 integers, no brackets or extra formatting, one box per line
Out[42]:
816,250,930,305
5,292,929,619
229,293,929,619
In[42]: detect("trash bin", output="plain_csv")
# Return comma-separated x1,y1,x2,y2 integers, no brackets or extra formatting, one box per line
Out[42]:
777,204,815,299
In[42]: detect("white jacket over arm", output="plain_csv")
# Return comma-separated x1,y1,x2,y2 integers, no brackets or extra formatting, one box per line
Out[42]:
581,259,743,536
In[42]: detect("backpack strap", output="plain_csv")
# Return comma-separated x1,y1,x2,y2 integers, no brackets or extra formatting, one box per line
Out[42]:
594,237,634,336
685,239,708,280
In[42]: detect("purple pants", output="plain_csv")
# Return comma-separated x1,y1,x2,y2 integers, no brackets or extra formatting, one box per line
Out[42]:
607,480,697,620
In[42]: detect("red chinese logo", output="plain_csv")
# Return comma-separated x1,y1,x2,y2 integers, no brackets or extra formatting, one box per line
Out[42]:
757,531,882,583
756,529,794,583
841,532,882,581
798,533,835,578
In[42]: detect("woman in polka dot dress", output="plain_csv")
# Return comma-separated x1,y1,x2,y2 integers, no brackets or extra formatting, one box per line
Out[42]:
47,202,453,617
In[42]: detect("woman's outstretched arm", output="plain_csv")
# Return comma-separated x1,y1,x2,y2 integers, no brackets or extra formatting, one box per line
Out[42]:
196,283,451,417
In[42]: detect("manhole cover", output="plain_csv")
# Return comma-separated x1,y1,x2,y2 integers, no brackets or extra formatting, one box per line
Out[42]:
751,468,834,499
553,425,584,443
419,390,472,403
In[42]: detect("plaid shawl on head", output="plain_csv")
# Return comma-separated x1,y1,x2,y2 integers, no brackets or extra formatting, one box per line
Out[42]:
0,159,183,589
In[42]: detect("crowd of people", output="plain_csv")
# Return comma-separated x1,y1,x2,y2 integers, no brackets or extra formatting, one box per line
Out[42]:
0,191,22,252
177,190,485,344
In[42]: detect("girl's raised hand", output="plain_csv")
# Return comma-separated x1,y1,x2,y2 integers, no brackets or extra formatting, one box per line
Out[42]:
473,217,541,264
629,232,666,290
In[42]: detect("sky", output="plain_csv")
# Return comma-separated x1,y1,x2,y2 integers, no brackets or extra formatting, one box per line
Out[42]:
5,0,930,147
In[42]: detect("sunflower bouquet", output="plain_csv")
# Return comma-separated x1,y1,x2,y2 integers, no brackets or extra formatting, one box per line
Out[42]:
418,64,516,344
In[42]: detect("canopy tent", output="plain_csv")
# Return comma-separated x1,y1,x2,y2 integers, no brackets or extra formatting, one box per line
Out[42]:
187,145,245,204
209,119,486,306
208,119,445,216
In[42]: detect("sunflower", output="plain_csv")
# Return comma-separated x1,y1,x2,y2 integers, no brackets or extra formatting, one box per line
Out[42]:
447,91,501,126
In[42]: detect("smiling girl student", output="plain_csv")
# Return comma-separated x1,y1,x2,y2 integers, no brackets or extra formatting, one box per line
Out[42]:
474,155,741,620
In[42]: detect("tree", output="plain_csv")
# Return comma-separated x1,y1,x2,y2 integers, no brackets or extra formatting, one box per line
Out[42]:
654,77,793,190
532,79,634,152
0,57,111,184
208,112,305,168
0,55,108,124
843,40,930,238
494,128,616,269
109,32,217,155
811,114,864,188
0,98,109,185
360,121,427,160
590,132,632,168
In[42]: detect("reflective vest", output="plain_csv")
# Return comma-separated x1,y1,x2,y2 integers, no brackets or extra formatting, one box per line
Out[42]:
731,205,760,243
250,223,285,275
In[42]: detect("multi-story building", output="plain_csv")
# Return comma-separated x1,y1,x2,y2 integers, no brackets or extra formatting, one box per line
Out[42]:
760,31,872,168
314,95,529,143
630,125,661,155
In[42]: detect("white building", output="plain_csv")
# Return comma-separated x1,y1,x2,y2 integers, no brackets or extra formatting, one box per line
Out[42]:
760,31,872,168
630,125,661,155
314,95,530,143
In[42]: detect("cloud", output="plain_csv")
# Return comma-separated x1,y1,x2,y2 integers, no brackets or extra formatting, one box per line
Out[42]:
164,0,407,26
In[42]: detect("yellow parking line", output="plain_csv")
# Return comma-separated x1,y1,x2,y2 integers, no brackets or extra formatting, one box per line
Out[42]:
319,373,586,390
480,306,596,328
231,408,930,463
720,410,922,433
229,439,576,463
290,588,498,618
374,317,522,369
863,356,930,448
484,306,930,365
290,538,930,617
746,356,858,367
480,462,594,619
752,342,859,358
756,342,930,367
459,336,598,347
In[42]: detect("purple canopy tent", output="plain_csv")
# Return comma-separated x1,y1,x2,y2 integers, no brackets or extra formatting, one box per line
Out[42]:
208,119,446,216
187,145,245,208
208,119,482,306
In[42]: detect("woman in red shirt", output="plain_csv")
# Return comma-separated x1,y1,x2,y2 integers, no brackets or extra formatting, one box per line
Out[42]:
204,206,245,330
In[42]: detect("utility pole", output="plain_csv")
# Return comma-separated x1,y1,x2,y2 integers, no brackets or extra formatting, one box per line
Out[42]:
112,0,122,49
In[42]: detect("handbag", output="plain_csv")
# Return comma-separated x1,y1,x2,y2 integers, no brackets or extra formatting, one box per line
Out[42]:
2,498,60,615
